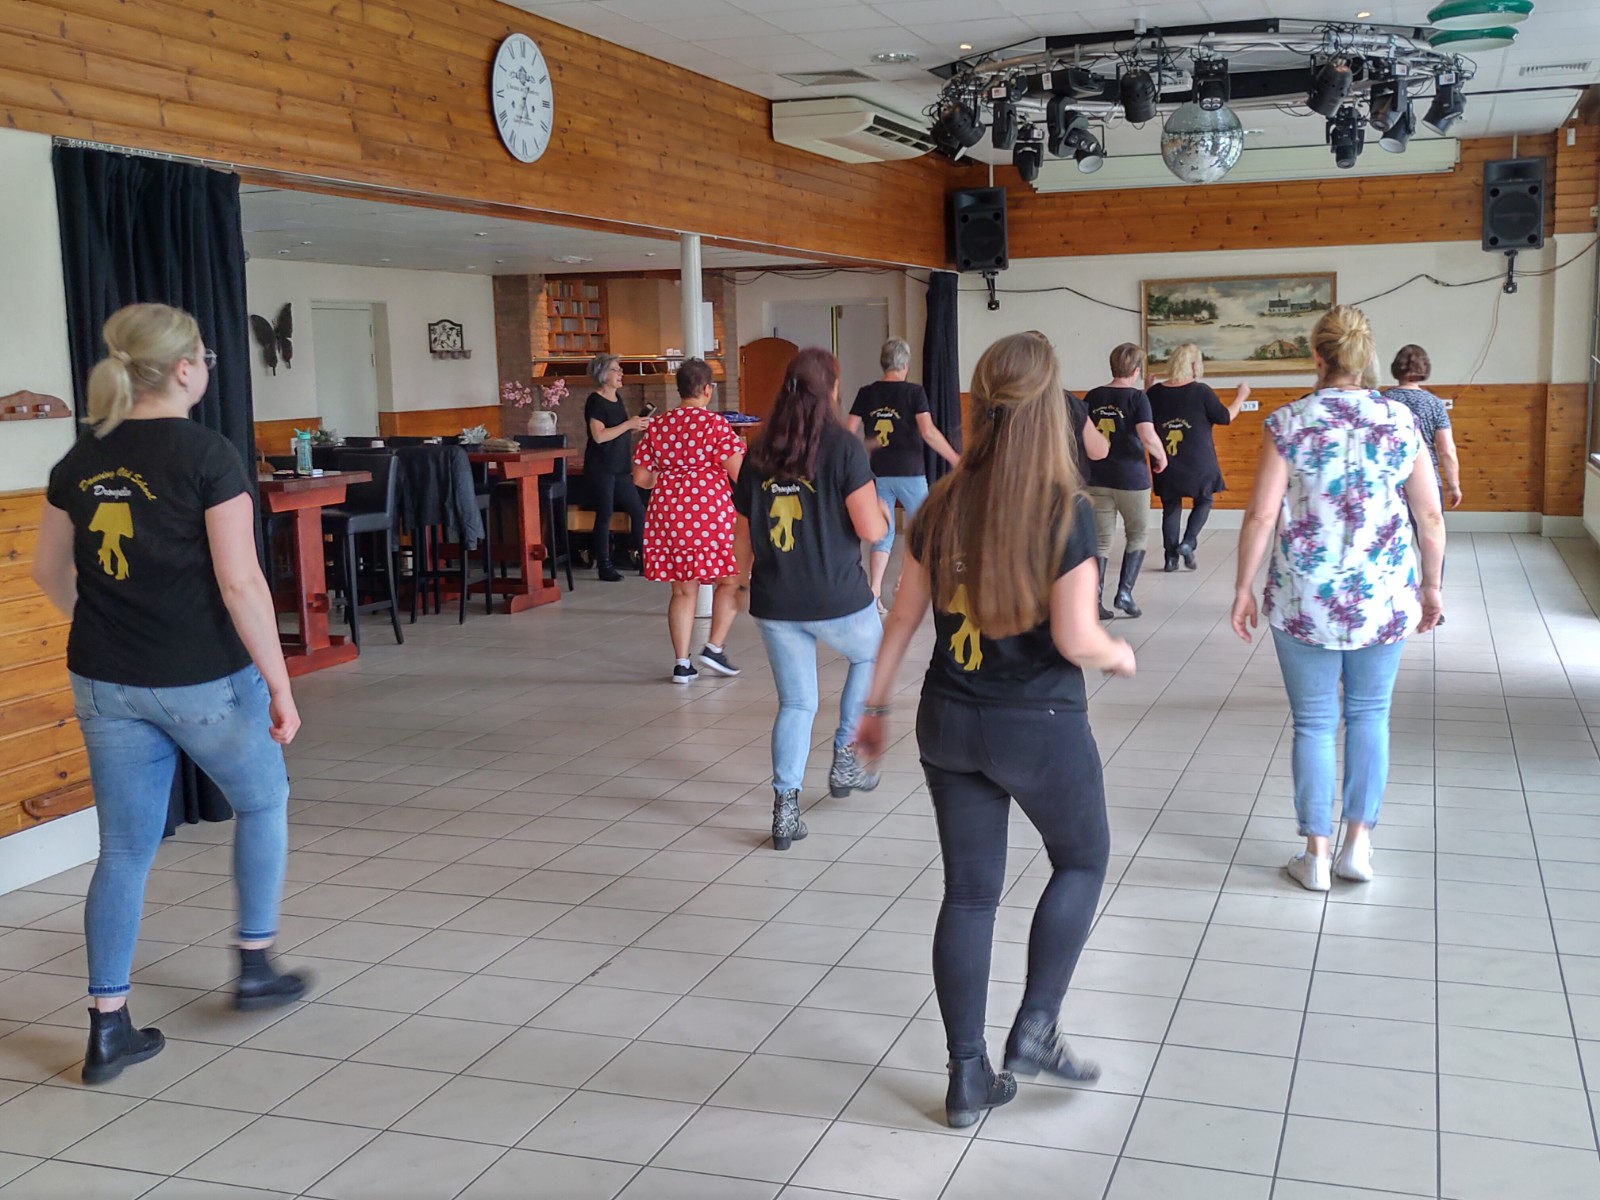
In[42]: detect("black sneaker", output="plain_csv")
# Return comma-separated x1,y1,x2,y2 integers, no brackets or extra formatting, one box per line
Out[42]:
598,566,624,583
671,663,699,685
696,646,739,677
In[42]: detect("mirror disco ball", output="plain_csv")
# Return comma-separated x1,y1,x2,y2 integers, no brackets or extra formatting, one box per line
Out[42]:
1160,102,1244,183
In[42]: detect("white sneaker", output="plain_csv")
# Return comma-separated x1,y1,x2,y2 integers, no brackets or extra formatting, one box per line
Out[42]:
1335,842,1374,883
1286,852,1331,893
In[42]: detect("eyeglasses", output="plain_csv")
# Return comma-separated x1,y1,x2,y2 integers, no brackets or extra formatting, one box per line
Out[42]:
200,350,218,370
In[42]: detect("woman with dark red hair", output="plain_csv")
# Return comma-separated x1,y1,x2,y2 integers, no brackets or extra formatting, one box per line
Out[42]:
733,348,890,850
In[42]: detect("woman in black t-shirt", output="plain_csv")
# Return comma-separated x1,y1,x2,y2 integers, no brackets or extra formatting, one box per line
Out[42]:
857,332,1135,1129
583,354,652,581
32,304,308,1086
1146,343,1248,572
733,349,889,851
1083,343,1168,619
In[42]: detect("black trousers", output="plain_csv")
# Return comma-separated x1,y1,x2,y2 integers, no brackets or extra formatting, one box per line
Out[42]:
917,694,1110,1060
1160,493,1213,555
588,471,645,567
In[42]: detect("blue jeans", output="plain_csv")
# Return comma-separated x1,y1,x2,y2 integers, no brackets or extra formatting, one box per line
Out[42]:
1270,628,1405,839
873,475,930,555
71,665,290,997
755,603,883,794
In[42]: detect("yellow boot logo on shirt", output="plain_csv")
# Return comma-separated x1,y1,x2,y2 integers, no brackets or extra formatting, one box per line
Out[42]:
769,495,802,551
89,502,133,579
873,417,895,447
948,584,983,672
1165,427,1184,457
1097,418,1116,440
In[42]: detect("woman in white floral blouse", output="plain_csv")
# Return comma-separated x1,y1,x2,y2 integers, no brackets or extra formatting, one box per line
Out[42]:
1230,305,1445,892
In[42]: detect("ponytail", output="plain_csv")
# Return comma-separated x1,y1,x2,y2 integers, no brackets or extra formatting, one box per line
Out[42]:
88,304,203,438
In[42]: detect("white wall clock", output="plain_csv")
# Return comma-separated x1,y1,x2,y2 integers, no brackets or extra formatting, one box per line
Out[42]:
491,33,554,164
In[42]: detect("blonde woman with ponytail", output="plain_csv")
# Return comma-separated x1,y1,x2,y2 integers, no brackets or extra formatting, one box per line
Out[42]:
1232,305,1445,893
32,303,309,1087
856,332,1134,1129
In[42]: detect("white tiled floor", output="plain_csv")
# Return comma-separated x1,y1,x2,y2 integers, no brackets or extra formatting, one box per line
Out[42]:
2,530,1600,1199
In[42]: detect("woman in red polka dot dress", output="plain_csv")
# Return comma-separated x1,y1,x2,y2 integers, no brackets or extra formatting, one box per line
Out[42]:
633,358,747,684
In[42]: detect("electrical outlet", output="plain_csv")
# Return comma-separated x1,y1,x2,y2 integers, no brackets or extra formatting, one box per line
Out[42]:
1241,399,1260,412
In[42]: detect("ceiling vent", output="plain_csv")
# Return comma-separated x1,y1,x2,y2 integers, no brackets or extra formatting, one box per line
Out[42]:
779,68,875,87
772,97,933,163
1518,61,1592,77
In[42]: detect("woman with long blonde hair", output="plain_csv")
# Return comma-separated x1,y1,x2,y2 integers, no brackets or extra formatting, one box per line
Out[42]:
32,303,308,1086
857,332,1134,1128
1146,342,1250,571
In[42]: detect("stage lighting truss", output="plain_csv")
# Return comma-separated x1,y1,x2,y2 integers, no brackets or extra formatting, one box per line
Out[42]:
925,18,1482,170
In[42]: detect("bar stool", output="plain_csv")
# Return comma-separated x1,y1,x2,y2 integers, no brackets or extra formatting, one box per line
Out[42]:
322,451,403,647
393,444,491,624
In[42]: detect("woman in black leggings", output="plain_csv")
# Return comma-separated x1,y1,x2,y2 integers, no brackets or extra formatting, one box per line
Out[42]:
583,354,651,581
858,331,1136,1128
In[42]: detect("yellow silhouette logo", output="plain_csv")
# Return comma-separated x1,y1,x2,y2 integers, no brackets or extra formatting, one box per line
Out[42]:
1165,428,1184,456
1097,418,1116,439
873,417,894,447
948,584,983,672
89,502,132,580
769,495,802,551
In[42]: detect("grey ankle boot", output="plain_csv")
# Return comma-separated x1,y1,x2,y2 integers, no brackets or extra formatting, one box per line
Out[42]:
771,789,808,851
829,744,879,798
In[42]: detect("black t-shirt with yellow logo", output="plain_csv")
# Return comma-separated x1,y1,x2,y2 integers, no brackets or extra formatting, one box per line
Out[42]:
733,422,875,622
848,380,930,478
1084,385,1154,492
909,494,1097,709
1145,381,1231,500
46,419,254,688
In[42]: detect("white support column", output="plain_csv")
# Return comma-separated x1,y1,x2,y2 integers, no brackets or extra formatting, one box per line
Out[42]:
682,232,716,619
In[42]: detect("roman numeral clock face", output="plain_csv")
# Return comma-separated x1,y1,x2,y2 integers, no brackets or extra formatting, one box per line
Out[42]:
491,34,553,164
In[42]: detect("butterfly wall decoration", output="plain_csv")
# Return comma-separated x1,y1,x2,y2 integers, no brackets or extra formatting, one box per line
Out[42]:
250,303,294,374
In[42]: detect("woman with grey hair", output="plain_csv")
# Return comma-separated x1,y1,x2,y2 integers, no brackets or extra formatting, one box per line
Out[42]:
847,337,960,612
584,353,651,581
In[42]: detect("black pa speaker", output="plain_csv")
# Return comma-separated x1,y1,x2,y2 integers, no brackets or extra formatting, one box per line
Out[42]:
1482,158,1546,252
948,188,1008,273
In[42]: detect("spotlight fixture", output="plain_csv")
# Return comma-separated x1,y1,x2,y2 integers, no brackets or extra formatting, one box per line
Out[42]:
991,95,1018,151
1426,0,1533,30
1192,56,1230,111
1366,62,1399,131
1012,123,1044,183
1423,69,1467,133
1307,58,1353,117
1379,99,1416,152
1047,97,1105,173
1119,67,1159,123
1326,104,1366,168
931,97,985,158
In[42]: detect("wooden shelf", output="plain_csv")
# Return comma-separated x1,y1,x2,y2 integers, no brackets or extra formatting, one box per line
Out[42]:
547,279,608,357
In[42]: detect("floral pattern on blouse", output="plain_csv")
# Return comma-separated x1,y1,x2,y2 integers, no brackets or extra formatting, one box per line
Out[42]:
1263,388,1423,650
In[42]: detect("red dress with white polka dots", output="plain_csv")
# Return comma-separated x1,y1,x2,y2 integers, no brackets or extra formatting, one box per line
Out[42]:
633,406,743,583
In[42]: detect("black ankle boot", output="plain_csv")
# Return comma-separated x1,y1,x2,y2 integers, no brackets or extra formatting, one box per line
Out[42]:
82,1006,165,1085
1113,550,1145,618
945,1054,1017,1128
1178,541,1197,571
1163,550,1179,572
597,564,624,583
771,789,808,852
1095,557,1115,621
235,948,310,1012
1004,1012,1101,1082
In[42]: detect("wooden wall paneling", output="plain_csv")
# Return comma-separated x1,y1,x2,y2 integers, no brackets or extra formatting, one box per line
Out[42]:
999,136,1557,259
0,489,92,838
377,406,503,437
1554,125,1600,236
0,0,956,266
1543,383,1589,517
254,417,322,460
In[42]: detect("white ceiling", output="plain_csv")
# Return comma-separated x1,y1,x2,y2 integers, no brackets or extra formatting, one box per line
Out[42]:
239,187,819,275
509,0,1596,145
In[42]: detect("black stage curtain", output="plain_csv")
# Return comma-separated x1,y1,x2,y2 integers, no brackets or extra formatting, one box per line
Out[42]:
53,145,259,833
922,270,962,483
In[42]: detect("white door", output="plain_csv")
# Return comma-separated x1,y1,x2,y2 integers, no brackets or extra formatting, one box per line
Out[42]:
834,302,890,400
769,301,835,351
310,303,380,439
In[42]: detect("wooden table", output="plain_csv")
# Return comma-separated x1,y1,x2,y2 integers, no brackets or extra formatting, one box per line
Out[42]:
467,449,569,613
258,471,371,675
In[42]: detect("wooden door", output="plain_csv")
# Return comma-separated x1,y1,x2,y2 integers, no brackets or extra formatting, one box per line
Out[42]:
738,337,798,421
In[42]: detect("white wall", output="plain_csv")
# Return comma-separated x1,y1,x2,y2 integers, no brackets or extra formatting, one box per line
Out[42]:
245,259,499,420
959,240,1561,393
0,128,99,892
733,270,926,392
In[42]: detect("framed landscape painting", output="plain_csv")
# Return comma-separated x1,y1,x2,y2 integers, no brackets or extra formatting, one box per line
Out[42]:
1141,273,1335,376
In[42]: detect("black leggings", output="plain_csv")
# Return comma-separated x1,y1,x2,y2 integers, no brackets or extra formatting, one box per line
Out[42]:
588,471,645,567
917,695,1110,1059
1160,494,1213,555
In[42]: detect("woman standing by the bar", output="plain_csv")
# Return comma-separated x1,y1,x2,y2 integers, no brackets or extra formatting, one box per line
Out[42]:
857,332,1135,1129
583,353,651,581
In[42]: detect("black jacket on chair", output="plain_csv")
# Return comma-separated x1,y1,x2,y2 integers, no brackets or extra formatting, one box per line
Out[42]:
394,444,483,548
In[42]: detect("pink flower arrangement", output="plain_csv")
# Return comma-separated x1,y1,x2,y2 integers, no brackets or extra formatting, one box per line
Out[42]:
502,378,568,410
539,378,568,410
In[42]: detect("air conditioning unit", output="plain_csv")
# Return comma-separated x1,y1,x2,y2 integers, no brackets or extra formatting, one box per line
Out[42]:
772,98,933,164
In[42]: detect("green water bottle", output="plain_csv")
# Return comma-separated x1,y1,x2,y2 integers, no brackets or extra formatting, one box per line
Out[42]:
293,429,313,476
